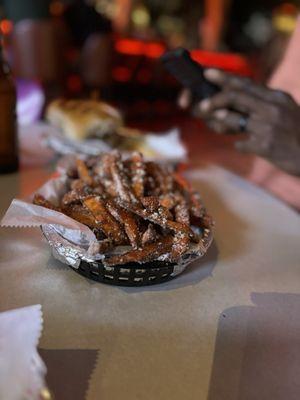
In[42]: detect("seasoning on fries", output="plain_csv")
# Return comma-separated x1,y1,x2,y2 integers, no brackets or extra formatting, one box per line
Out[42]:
33,151,212,266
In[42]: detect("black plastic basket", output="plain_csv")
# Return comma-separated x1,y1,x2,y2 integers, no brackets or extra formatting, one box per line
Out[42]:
42,224,212,287
75,260,176,286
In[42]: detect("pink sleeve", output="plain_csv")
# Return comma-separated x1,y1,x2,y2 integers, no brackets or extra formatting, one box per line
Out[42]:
249,18,300,210
247,157,300,210
269,17,300,104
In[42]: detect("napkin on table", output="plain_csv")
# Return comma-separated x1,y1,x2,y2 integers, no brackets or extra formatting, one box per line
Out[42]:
0,305,47,400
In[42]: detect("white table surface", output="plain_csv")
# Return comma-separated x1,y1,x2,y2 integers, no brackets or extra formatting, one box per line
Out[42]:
0,123,300,400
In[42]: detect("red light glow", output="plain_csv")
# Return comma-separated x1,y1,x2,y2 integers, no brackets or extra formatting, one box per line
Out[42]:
191,50,252,76
0,20,13,35
67,74,82,92
145,43,165,58
279,2,298,15
115,39,144,56
50,1,64,16
115,38,252,76
115,38,166,59
112,66,132,82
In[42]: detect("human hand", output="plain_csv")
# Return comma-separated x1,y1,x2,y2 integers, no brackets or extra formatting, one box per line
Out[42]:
179,69,300,175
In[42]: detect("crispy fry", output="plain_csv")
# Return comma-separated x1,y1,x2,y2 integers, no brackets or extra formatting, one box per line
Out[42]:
173,172,191,191
200,213,214,229
173,171,205,219
109,152,137,203
130,152,145,198
93,156,117,197
189,190,204,218
62,187,92,206
104,235,173,266
141,196,159,211
174,177,204,219
70,179,88,191
141,196,173,220
93,153,111,179
93,162,117,197
33,194,61,212
76,159,93,186
106,200,140,249
146,162,173,195
174,198,190,226
103,180,117,197
70,177,105,197
119,200,194,239
142,223,158,245
165,220,196,240
83,196,127,244
66,167,78,179
144,174,156,195
64,203,99,229
62,190,81,206
159,194,176,209
85,156,99,169
171,231,190,261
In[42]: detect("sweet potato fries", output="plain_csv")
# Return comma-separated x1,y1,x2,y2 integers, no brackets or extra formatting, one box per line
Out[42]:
33,152,212,266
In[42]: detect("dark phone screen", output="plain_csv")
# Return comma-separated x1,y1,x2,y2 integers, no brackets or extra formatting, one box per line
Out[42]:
161,48,220,100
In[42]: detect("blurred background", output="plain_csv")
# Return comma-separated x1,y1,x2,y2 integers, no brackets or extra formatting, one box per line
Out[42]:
0,0,299,123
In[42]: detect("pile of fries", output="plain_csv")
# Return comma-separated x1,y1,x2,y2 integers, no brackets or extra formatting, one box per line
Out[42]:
34,152,212,266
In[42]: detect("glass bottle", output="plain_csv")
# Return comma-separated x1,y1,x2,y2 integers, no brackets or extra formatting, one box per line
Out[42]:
0,42,18,173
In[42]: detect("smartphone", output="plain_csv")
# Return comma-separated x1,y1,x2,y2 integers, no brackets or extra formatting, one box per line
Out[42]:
161,48,220,101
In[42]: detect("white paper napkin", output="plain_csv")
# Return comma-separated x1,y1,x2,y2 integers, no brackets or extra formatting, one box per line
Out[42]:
0,305,47,400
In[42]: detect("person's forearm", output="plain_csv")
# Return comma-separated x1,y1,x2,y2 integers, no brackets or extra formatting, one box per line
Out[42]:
113,0,132,33
201,0,231,50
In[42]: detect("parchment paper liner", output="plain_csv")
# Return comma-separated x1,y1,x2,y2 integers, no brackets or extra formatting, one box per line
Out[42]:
43,126,188,163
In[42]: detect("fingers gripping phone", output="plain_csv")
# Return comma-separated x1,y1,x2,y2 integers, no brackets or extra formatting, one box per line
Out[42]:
161,48,220,101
